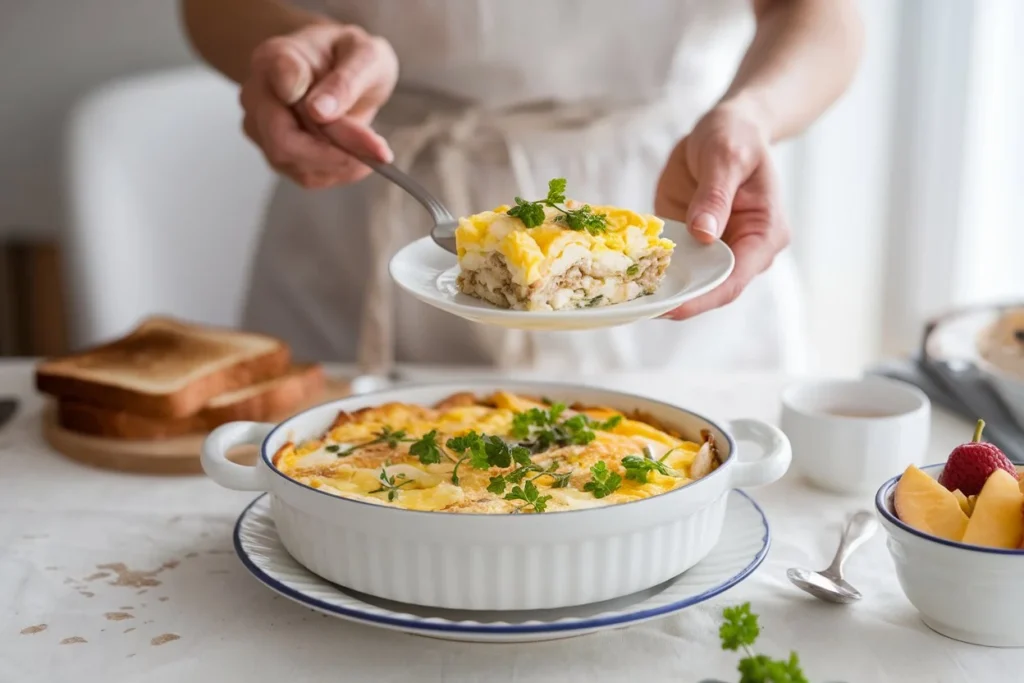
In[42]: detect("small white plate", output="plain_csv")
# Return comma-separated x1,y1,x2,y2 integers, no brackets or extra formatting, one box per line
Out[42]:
388,219,734,331
234,490,769,643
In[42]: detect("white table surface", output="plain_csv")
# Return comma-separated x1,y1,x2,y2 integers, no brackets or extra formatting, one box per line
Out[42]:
0,359,1019,683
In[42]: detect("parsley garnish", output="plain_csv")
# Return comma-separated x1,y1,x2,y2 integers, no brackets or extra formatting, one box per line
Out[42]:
511,404,622,453
505,178,608,235
408,430,443,465
444,431,531,485
583,461,622,499
720,603,808,683
335,425,412,457
445,431,486,485
504,480,552,513
538,464,573,488
621,454,677,483
369,468,415,502
506,196,547,228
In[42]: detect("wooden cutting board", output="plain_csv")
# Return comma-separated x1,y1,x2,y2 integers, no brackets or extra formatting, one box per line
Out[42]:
41,378,352,475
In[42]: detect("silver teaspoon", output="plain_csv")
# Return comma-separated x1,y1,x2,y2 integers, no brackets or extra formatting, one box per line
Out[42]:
292,107,459,254
787,510,878,604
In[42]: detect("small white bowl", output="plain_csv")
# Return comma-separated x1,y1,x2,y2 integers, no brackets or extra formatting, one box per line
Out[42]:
780,376,930,495
875,463,1024,647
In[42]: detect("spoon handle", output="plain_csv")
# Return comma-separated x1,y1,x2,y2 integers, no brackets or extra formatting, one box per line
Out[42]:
826,510,879,576
292,105,455,225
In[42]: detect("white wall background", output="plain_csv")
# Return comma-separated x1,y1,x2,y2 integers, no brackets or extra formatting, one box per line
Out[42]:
0,0,196,240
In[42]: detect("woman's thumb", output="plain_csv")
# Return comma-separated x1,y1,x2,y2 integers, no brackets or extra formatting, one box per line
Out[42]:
687,163,742,243
264,44,313,105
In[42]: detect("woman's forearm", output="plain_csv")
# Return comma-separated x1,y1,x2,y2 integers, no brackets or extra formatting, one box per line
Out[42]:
723,0,864,143
179,0,332,84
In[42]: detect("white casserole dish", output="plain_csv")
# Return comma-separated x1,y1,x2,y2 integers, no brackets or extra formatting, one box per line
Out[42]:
201,381,791,611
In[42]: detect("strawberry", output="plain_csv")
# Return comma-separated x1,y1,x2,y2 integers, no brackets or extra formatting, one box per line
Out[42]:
938,419,1017,496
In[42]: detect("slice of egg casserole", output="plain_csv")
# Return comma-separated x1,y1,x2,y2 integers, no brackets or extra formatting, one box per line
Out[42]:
272,391,721,514
454,178,675,311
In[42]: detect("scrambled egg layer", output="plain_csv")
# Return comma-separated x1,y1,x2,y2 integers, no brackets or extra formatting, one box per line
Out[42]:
273,391,715,514
455,203,675,286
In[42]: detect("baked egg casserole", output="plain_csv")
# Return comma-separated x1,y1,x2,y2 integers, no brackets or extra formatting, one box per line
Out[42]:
455,178,675,311
272,391,720,514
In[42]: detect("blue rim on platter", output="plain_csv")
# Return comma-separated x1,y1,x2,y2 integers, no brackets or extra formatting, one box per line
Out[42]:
233,491,770,636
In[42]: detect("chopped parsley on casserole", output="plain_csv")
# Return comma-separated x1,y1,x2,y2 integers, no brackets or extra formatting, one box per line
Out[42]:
272,391,721,514
454,179,675,311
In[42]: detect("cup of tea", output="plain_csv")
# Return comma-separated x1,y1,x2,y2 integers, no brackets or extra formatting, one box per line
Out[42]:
780,376,931,495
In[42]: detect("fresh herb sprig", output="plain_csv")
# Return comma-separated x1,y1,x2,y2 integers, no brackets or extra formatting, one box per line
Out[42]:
487,461,573,496
511,403,622,453
329,426,448,466
369,468,415,502
408,430,443,464
331,425,412,457
621,454,678,483
504,480,553,513
583,461,622,499
444,431,532,485
506,178,609,235
719,603,807,683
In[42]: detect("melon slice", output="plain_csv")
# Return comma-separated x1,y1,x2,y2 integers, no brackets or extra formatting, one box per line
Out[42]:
962,469,1024,549
894,465,969,541
952,489,971,517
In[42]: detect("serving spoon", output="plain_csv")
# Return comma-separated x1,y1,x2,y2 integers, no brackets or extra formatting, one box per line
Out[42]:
293,107,459,254
787,510,878,604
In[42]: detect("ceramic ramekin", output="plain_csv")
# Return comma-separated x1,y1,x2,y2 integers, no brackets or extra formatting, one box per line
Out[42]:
202,380,791,611
876,463,1024,647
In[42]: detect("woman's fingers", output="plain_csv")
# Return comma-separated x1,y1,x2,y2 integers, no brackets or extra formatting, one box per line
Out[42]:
252,38,314,105
686,143,750,242
320,117,394,164
659,229,773,321
304,29,394,123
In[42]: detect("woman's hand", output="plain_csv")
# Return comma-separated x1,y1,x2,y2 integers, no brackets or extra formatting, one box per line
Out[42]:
240,23,399,188
654,103,791,320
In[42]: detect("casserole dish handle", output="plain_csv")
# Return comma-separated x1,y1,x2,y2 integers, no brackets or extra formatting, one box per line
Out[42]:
725,418,792,488
201,421,274,491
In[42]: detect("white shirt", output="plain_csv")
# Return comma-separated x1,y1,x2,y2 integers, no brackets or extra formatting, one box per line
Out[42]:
243,0,808,374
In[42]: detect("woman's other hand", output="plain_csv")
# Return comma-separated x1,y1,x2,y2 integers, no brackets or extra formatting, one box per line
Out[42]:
655,103,791,320
241,23,399,188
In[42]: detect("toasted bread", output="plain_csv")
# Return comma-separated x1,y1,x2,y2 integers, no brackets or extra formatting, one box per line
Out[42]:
57,363,325,439
36,316,291,418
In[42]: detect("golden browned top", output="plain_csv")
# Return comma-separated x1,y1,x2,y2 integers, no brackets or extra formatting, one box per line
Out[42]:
273,391,720,514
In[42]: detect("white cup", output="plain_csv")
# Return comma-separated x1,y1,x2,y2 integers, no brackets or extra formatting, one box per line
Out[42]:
780,376,931,495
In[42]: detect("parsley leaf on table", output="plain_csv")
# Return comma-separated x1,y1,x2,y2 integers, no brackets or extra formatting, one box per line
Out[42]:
582,461,622,499
720,603,760,651
719,603,808,683
737,654,808,683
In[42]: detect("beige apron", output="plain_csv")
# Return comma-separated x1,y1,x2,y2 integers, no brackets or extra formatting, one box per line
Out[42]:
242,0,809,374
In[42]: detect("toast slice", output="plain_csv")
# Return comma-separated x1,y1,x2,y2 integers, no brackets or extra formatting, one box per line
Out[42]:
36,316,291,418
57,363,325,439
